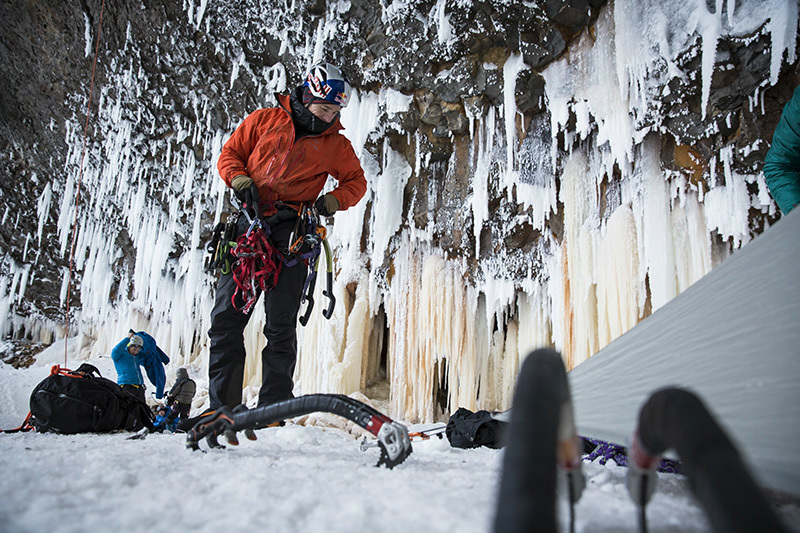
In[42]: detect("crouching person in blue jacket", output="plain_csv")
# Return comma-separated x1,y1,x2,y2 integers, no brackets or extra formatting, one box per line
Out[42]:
153,406,170,431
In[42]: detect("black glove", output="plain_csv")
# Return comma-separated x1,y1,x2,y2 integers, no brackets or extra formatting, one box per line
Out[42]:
166,396,174,406
241,184,260,210
314,194,339,217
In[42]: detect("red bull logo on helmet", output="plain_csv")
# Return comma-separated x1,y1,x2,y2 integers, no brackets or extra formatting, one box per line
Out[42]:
304,63,351,108
307,74,330,96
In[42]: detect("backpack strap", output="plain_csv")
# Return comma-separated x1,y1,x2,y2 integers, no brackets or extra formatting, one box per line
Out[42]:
74,363,102,378
0,412,35,433
110,382,155,431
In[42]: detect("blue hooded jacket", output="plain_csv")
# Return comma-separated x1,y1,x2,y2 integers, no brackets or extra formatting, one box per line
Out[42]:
111,338,145,387
110,332,170,398
137,331,170,399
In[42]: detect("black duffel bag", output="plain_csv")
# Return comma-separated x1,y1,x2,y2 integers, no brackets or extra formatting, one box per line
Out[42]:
29,364,153,434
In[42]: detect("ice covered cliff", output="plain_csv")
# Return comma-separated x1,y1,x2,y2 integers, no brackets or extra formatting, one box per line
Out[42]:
0,0,797,421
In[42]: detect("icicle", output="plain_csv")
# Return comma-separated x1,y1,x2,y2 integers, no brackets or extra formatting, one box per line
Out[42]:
370,144,412,266
502,53,528,186
595,205,640,349
83,12,92,58
559,150,599,368
196,0,208,28
430,0,454,45
639,139,677,311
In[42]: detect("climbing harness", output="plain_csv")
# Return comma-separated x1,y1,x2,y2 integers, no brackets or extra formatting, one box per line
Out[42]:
186,394,413,469
209,193,338,322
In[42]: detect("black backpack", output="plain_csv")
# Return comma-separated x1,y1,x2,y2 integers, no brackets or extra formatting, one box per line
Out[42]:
28,364,154,434
445,407,507,449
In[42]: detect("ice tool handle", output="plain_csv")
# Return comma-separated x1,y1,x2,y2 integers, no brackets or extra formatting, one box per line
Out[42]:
494,349,586,533
298,213,336,325
628,387,788,533
186,394,412,469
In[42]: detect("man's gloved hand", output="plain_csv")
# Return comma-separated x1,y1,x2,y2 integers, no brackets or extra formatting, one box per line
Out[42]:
231,175,253,194
314,194,339,217
231,175,260,209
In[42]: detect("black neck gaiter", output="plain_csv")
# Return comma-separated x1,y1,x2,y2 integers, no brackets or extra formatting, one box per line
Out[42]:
289,86,336,137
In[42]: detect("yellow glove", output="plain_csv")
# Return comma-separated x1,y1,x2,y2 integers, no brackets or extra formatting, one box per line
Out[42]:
231,175,253,191
231,175,259,209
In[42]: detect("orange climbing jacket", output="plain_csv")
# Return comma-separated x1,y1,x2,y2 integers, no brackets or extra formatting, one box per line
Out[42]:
217,94,367,217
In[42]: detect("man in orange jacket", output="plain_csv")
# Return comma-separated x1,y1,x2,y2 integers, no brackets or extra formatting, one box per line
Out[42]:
208,63,366,422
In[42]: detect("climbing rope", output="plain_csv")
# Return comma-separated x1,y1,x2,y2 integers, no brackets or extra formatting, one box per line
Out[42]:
64,0,106,366
230,221,283,314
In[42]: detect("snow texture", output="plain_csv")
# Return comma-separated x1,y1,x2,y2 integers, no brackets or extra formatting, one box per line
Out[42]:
2,356,799,532
0,0,797,451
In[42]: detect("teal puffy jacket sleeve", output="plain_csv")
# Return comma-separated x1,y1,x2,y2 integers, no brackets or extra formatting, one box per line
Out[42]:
763,85,800,214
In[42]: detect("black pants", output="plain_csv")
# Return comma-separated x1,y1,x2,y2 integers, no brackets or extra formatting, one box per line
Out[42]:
121,383,146,403
208,215,307,410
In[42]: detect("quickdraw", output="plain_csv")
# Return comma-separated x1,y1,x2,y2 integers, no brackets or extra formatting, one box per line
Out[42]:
207,216,238,274
298,237,336,325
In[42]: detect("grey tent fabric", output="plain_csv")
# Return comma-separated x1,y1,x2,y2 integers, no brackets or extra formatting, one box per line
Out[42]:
569,208,800,496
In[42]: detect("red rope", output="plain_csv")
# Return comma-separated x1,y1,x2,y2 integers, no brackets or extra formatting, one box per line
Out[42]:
231,227,283,314
64,0,106,366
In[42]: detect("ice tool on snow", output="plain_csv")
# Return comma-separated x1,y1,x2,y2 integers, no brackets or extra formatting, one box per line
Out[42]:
186,394,412,469
360,425,446,452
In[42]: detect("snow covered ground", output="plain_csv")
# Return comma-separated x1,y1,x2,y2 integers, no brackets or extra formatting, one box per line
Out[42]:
1,355,799,532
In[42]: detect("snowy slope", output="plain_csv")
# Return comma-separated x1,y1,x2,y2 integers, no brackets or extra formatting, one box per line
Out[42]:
2,358,800,532
570,207,800,496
